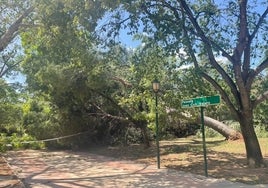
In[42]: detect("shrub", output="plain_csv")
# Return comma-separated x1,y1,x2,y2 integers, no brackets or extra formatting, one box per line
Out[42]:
0,133,44,152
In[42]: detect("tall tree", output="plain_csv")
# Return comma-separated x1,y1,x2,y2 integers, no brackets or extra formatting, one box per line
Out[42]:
101,0,268,167
0,0,33,78
21,0,156,147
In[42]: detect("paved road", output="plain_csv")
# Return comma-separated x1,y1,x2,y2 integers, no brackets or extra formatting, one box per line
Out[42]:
5,150,267,188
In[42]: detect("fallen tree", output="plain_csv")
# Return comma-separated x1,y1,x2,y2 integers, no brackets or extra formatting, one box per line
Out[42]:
168,108,242,140
198,116,242,140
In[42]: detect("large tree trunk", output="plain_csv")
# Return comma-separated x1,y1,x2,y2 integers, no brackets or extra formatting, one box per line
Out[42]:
140,125,150,148
0,7,34,52
202,116,242,140
135,120,150,148
239,112,264,167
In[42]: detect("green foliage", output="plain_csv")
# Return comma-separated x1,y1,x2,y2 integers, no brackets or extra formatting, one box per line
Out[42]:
0,104,22,132
0,79,24,136
196,127,222,138
102,0,268,112
253,75,268,137
18,0,116,147
13,0,268,153
0,133,44,152
254,126,268,138
21,97,62,144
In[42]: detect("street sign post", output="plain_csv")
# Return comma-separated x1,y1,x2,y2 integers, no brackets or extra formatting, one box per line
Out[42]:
181,95,220,177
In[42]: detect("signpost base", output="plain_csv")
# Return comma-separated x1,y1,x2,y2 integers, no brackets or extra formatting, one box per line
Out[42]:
201,107,208,177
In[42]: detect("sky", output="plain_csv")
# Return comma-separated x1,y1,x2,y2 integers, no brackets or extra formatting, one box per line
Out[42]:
119,29,141,48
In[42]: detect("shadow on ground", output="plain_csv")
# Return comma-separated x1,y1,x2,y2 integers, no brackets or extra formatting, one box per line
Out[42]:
88,139,268,185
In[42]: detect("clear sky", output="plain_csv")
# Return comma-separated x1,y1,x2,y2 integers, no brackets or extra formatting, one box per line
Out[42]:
118,28,141,48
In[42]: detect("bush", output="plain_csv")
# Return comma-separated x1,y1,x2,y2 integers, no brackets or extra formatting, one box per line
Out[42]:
255,125,268,138
196,126,222,138
165,123,200,139
0,133,44,152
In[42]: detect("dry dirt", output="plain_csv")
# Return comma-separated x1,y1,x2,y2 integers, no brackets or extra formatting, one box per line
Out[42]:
90,139,268,185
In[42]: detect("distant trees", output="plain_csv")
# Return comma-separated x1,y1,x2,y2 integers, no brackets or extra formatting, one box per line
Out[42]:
0,79,22,134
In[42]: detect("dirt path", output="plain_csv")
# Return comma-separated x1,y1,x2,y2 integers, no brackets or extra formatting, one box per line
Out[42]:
4,150,266,188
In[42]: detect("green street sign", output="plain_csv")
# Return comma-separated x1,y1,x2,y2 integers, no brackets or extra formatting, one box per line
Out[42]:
181,95,220,108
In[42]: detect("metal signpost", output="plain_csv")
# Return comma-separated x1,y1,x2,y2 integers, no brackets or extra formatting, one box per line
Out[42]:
181,95,220,177
152,79,160,169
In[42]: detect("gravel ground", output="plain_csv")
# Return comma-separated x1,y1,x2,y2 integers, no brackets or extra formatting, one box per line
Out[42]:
4,150,268,188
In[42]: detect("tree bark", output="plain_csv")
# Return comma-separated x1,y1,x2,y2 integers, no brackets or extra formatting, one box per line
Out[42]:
0,7,34,52
200,116,242,140
135,120,150,148
239,112,264,167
